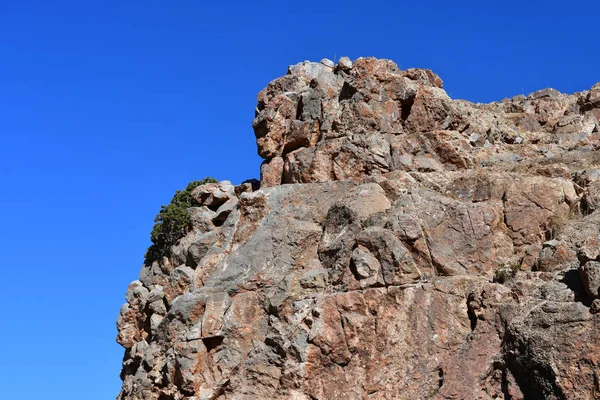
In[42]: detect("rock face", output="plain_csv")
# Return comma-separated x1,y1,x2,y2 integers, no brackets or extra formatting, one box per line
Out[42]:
117,58,600,400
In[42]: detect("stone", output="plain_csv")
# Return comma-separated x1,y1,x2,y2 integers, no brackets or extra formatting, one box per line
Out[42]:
535,240,578,272
185,231,219,268
528,88,561,99
337,56,352,71
590,299,600,314
125,281,149,308
299,267,329,290
320,58,334,68
403,67,444,88
191,181,235,209
356,227,420,285
201,292,232,338
580,261,600,298
147,286,164,303
578,235,600,262
187,206,216,232
164,266,195,302
234,178,260,196
584,180,600,213
350,245,384,288
260,156,284,187
212,197,238,225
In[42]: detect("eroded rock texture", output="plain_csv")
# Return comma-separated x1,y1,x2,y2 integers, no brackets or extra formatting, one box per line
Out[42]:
118,58,600,399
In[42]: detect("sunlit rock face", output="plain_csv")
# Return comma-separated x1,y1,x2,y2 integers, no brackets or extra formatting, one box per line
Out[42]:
118,58,600,400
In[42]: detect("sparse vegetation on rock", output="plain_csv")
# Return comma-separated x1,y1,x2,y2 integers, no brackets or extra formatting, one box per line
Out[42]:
145,177,217,263
493,263,520,284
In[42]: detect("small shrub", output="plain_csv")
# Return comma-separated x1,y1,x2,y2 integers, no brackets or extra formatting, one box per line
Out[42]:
509,262,520,274
493,263,520,284
494,269,511,284
145,177,217,263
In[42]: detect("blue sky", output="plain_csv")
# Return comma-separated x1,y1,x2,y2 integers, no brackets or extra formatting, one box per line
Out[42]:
0,1,598,398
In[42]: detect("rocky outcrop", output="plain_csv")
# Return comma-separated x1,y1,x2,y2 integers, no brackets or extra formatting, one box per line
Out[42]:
118,58,600,400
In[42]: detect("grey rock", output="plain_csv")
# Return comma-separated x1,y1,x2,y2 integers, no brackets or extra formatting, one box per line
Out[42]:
185,322,203,341
356,227,420,285
187,206,216,232
201,292,231,338
125,281,148,308
191,180,235,208
469,133,483,146
299,267,329,290
185,230,219,268
580,261,600,298
350,245,384,288
147,286,164,303
148,299,166,316
212,197,238,225
529,88,561,99
150,314,163,334
337,56,352,71
591,299,600,314
320,58,335,68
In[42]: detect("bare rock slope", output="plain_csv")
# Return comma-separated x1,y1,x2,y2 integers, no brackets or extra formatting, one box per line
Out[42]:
117,57,600,400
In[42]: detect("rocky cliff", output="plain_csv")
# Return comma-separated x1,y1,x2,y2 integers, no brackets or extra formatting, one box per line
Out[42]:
117,57,600,400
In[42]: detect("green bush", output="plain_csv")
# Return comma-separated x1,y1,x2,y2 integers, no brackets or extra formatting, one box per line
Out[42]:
145,177,217,263
493,263,520,284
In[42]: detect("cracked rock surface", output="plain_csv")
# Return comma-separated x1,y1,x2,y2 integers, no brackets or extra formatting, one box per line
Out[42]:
118,58,600,399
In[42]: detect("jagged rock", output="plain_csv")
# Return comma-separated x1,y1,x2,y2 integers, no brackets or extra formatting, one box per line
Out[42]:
536,239,578,272
591,299,600,314
260,156,284,187
201,292,231,338
578,235,600,262
320,58,334,68
350,245,383,287
580,261,600,298
212,197,238,225
118,58,600,400
188,206,216,232
234,179,260,196
337,56,352,71
191,181,235,209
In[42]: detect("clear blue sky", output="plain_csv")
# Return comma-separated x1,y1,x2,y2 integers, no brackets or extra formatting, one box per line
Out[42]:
0,1,598,398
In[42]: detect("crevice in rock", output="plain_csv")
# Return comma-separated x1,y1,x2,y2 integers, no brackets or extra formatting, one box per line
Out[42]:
339,82,357,102
500,367,512,400
466,296,478,332
336,309,353,367
501,190,511,230
437,366,444,388
203,336,224,352
212,216,226,227
561,269,593,307
580,195,593,217
296,96,304,119
400,98,414,122
502,330,568,400
265,335,287,359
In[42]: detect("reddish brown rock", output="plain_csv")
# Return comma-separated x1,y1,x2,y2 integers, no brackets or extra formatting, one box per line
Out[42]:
260,156,284,187
118,58,600,400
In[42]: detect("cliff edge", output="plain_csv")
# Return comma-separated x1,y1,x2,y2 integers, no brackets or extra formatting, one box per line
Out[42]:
117,57,600,400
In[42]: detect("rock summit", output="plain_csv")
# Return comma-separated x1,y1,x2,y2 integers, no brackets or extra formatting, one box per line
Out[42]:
118,57,600,399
